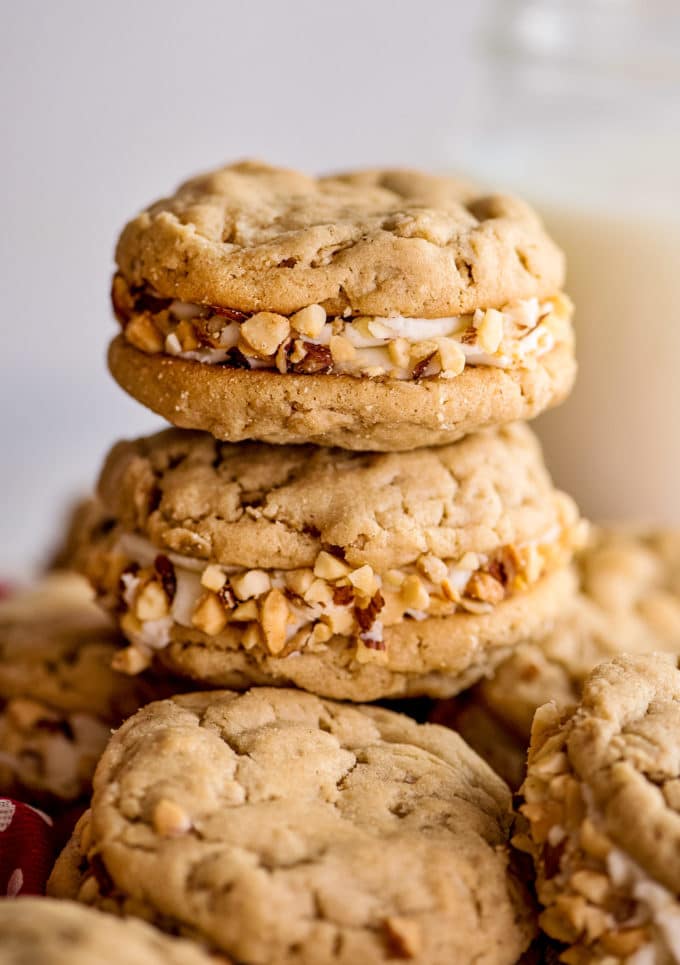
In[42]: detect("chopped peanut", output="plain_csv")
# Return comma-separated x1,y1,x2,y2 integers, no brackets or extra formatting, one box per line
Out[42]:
285,568,315,596
465,571,505,605
242,623,263,650
176,319,200,351
436,337,466,377
192,592,229,635
387,337,410,369
201,564,227,592
125,314,164,353
400,574,430,610
476,308,504,354
260,588,289,653
230,569,271,600
417,554,448,584
311,622,332,644
152,799,192,837
112,644,151,675
290,304,326,337
322,606,355,635
314,551,350,580
304,578,334,606
348,565,378,597
240,312,290,356
231,600,258,622
409,339,439,362
384,917,422,959
134,580,169,621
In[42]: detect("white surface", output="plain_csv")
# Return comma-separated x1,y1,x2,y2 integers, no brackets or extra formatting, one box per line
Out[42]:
0,0,484,573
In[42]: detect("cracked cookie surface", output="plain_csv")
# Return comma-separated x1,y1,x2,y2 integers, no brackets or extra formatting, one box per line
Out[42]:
78,424,581,699
516,654,680,964
0,898,217,965
116,161,564,317
49,687,536,964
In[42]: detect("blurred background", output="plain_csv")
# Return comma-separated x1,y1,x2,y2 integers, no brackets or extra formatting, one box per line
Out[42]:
2,0,679,573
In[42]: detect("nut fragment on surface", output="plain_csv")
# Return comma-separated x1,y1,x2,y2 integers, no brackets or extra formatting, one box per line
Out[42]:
384,916,423,959
152,799,192,837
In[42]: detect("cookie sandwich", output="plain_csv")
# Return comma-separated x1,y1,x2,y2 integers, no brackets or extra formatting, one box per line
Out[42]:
0,571,172,805
517,654,680,963
79,423,583,701
110,161,575,451
49,687,536,964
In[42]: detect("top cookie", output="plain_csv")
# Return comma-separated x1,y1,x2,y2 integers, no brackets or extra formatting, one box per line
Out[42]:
50,687,535,964
116,161,564,317
0,898,216,965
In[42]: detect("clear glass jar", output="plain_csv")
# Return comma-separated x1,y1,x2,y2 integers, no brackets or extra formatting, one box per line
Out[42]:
455,0,680,523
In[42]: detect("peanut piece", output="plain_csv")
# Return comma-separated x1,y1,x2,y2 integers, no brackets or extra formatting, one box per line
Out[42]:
125,314,164,353
260,588,289,654
290,304,326,337
240,312,290,356
152,799,192,837
201,564,226,592
134,580,169,621
476,308,504,353
348,565,378,598
314,551,350,581
230,569,271,600
400,574,430,610
192,593,229,635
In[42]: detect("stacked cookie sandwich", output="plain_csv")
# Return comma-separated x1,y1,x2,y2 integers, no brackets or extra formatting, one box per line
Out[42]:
46,161,585,963
79,161,583,700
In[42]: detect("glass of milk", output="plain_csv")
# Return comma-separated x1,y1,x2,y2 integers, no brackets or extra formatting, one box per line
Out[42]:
454,0,680,523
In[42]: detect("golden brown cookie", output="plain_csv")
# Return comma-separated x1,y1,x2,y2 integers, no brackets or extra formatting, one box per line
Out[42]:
0,571,176,804
110,161,575,449
516,654,680,963
430,528,680,786
0,898,217,965
78,423,582,700
49,687,536,964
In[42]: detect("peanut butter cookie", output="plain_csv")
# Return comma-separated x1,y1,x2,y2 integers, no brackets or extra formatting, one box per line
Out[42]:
78,423,582,700
517,654,680,963
110,161,575,449
0,572,174,804
0,898,217,965
49,687,536,964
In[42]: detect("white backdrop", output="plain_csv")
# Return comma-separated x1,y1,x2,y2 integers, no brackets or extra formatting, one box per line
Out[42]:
1,0,485,572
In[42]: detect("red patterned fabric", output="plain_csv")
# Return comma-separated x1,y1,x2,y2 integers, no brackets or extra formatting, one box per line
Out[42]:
0,798,56,896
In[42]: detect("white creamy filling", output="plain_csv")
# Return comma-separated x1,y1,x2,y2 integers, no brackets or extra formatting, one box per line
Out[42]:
114,529,560,653
162,297,561,377
607,849,680,964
